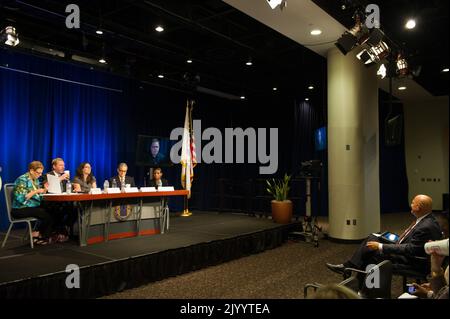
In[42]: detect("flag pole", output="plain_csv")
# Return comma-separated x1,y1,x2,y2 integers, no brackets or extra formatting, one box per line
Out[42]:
181,194,192,217
181,99,195,217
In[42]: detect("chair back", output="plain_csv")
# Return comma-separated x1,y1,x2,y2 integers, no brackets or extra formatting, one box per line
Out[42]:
360,260,393,299
3,183,15,223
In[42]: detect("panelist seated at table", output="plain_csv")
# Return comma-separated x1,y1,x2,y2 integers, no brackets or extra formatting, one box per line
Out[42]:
12,161,53,245
147,167,169,189
109,162,135,189
72,162,97,193
42,157,70,192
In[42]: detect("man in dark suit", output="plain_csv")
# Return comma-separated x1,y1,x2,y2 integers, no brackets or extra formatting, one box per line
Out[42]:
42,157,69,192
327,195,443,275
42,158,73,241
110,163,135,189
148,167,168,189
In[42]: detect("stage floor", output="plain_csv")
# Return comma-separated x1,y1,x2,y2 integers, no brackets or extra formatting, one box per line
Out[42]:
0,212,298,295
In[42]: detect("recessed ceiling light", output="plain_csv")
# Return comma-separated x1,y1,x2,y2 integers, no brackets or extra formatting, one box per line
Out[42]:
305,98,310,101
240,96,246,100
186,59,193,64
96,30,103,35
405,19,416,29
158,74,164,79
398,86,407,91
155,26,164,32
308,85,314,90
442,68,449,73
246,60,253,66
98,58,106,64
310,29,322,36
273,87,278,91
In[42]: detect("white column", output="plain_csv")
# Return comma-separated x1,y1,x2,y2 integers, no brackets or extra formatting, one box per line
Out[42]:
327,47,380,240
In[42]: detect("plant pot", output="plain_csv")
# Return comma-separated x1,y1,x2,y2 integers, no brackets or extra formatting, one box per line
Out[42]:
271,200,293,224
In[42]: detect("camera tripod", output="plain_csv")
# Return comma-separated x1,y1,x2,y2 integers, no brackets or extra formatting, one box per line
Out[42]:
289,176,322,247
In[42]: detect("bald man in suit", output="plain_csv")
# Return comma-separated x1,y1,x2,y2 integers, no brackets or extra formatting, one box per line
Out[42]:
327,195,443,276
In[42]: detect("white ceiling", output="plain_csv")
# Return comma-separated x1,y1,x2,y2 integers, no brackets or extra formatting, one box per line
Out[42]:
223,0,345,57
223,0,435,101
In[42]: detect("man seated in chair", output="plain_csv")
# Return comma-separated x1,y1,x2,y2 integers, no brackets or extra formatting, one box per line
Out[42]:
109,162,135,189
326,195,443,279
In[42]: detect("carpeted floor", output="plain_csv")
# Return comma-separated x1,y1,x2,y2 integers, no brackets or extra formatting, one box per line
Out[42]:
102,212,414,299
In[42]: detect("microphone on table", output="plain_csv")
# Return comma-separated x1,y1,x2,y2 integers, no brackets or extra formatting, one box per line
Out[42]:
156,179,162,190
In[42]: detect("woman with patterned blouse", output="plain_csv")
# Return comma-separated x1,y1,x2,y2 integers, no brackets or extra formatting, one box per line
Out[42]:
12,161,54,245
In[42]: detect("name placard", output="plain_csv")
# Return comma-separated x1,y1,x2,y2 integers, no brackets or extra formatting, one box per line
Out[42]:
106,188,121,194
124,187,139,193
89,188,102,195
158,186,175,192
140,187,157,192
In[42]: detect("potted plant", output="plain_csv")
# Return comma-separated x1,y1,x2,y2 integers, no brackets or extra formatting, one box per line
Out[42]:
266,174,293,224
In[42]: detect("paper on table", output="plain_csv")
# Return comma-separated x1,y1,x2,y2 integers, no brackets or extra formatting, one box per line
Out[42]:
46,174,62,194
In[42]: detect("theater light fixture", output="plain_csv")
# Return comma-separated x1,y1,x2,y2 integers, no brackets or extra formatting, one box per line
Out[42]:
1,26,20,47
98,58,107,64
356,49,376,66
310,29,322,36
240,95,246,100
308,85,314,90
267,0,287,10
335,13,368,55
398,86,407,91
396,54,408,76
158,74,164,79
155,25,164,32
377,64,387,79
369,40,389,61
272,87,278,91
96,30,104,35
186,59,193,64
442,68,449,73
305,98,310,101
245,58,253,66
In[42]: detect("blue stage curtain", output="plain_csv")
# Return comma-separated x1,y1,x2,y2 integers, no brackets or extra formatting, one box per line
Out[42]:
0,50,125,229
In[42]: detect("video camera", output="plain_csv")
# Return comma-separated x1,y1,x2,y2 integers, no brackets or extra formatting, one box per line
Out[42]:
299,160,322,178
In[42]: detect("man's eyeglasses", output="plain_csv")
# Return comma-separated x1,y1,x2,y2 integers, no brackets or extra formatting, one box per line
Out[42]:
118,170,127,173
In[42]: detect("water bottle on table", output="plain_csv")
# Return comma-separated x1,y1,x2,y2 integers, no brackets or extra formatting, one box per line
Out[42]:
66,180,72,194
112,178,117,188
103,180,109,192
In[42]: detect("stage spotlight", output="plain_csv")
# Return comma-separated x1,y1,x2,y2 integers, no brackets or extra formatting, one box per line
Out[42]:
396,54,408,76
356,49,376,66
98,58,107,64
335,14,368,55
267,0,287,10
1,26,20,47
377,64,387,79
369,40,389,61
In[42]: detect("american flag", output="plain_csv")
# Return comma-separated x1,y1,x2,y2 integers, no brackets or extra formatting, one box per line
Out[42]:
181,100,196,198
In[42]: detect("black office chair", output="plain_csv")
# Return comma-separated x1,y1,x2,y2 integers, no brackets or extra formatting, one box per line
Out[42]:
392,257,430,292
305,260,393,299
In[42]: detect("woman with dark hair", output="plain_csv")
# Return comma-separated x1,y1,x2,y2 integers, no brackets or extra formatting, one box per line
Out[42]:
12,161,53,245
72,162,97,193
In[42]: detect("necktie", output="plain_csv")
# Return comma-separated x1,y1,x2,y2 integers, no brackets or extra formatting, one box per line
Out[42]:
398,220,416,244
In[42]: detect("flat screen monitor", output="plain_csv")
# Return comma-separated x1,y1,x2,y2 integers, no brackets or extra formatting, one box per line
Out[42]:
135,135,174,167
315,127,327,151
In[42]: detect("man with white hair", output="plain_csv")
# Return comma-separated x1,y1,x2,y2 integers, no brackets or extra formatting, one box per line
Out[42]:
327,195,443,275
109,163,135,189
